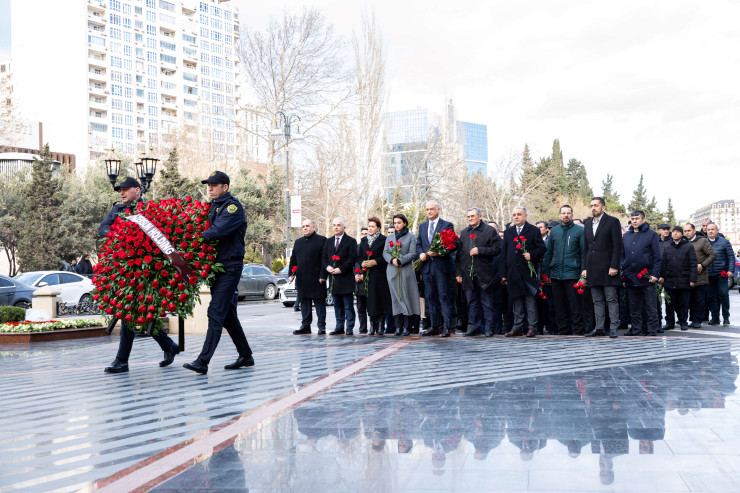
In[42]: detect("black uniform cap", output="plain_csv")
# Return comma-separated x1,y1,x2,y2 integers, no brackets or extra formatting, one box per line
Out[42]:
114,177,142,191
201,170,230,185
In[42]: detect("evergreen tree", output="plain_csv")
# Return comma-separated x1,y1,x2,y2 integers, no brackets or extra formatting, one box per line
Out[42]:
563,158,593,200
601,173,625,214
17,145,67,271
665,198,676,226
153,147,201,200
627,174,662,227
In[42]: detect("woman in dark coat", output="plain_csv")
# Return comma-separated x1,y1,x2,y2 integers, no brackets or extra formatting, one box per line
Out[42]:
358,217,392,335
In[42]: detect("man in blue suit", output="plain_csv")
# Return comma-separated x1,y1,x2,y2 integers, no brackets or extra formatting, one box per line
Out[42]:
417,200,456,337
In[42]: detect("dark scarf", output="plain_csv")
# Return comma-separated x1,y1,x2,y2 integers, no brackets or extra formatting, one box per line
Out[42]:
394,227,410,240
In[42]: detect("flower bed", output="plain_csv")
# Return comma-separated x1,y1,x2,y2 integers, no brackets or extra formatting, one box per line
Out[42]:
0,319,102,333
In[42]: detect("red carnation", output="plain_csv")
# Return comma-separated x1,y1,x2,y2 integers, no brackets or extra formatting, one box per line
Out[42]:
291,266,298,273
168,303,177,311
721,271,728,278
179,293,189,302
355,268,362,274
188,276,198,286
515,244,522,250
389,241,394,247
331,255,340,261
123,314,132,322
470,234,478,239
143,255,153,264
366,251,373,256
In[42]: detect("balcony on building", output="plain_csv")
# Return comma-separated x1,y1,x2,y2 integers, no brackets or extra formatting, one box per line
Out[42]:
87,0,106,14
88,82,107,97
88,67,107,84
88,96,107,111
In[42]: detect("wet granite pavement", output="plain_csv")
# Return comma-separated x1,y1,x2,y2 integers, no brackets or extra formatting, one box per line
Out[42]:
2,299,740,492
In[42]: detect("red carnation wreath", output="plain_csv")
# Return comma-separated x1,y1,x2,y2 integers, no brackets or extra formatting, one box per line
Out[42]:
92,196,223,333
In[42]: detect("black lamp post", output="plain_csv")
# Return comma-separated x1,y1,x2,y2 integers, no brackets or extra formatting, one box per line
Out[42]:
104,149,122,189
271,111,304,259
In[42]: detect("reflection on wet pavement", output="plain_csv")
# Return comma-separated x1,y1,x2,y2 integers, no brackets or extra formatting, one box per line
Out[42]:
1,332,739,492
153,345,740,493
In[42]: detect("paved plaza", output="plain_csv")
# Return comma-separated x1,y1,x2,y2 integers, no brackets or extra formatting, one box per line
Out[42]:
2,297,740,492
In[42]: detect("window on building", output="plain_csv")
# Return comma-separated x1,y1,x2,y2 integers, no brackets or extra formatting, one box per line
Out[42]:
160,54,176,64
159,0,175,12
183,33,196,44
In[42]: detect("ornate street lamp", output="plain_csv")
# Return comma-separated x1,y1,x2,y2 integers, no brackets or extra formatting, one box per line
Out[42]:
271,111,304,259
134,145,159,194
104,148,122,189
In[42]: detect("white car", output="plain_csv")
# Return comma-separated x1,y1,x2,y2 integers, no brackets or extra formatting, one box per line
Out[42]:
14,271,95,305
278,278,298,307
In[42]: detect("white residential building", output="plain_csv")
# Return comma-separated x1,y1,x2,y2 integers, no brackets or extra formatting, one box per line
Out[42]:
10,0,241,170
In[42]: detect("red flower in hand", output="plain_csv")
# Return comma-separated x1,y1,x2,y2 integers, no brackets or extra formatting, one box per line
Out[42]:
397,241,402,247
355,268,362,274
470,234,478,239
331,255,340,261
515,244,522,250
365,251,373,256
637,268,649,279
291,266,298,274
721,271,728,278
389,241,394,248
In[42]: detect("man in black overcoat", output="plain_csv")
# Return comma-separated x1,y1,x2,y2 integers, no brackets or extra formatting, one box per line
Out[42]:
455,207,501,337
500,206,547,337
290,219,328,335
582,197,623,338
320,217,358,335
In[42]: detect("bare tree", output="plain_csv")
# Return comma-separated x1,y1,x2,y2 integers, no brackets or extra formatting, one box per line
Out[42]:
237,8,353,165
350,10,386,236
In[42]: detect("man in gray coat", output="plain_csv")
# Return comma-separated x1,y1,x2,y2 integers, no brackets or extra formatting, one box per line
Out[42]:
683,223,716,328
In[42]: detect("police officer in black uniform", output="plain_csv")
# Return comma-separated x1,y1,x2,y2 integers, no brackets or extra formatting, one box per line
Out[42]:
183,171,254,374
102,177,181,373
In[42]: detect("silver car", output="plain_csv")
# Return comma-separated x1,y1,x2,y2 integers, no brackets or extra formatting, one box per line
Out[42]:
237,263,278,300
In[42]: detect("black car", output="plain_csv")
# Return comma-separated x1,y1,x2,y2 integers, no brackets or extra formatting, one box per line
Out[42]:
237,263,278,300
0,275,36,308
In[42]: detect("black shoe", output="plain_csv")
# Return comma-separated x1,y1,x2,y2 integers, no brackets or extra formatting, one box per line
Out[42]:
394,328,403,336
160,346,180,367
484,331,494,337
359,329,368,334
662,325,675,331
680,326,689,331
317,329,326,335
377,328,385,335
401,329,410,336
723,319,730,325
104,359,129,373
329,329,345,335
440,328,451,338
585,329,606,337
183,360,208,374
369,328,377,335
293,327,311,335
689,321,701,328
345,330,354,336
463,329,482,337
225,355,255,370
708,320,720,326
421,328,441,336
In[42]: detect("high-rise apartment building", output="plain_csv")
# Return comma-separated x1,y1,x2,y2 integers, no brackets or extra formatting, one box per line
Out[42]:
690,199,740,246
10,0,240,169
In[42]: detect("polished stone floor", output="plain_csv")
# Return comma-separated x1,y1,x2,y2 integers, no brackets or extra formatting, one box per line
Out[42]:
2,300,740,492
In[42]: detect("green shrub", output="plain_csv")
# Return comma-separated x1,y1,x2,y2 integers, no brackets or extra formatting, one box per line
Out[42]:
271,259,284,273
0,306,26,323
243,247,262,264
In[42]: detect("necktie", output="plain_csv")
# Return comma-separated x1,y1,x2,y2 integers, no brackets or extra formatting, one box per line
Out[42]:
335,237,339,250
429,221,435,243
517,227,522,236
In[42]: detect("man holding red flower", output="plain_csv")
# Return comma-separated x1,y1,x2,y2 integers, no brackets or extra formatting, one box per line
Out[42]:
416,200,457,337
455,207,501,336
500,206,547,338
320,217,358,335
183,171,254,374
620,210,662,337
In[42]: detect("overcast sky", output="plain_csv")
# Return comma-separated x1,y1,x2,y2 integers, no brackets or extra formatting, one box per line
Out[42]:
237,0,740,219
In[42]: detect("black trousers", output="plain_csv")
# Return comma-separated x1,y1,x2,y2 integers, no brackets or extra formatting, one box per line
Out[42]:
197,263,253,365
626,285,660,335
300,297,327,331
665,288,690,327
116,322,177,362
464,278,499,334
551,279,585,335
423,268,454,329
356,294,367,332
689,284,707,323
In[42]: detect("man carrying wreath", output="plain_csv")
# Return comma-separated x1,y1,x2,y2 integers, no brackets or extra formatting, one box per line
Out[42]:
102,177,181,373
416,200,456,337
184,171,254,374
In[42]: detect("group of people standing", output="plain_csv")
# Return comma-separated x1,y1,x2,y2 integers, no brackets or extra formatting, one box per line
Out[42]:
288,197,736,339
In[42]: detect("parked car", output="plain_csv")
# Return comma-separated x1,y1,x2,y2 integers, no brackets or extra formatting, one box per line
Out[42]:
275,265,291,286
0,275,36,308
13,271,94,305
237,263,278,300
278,279,334,307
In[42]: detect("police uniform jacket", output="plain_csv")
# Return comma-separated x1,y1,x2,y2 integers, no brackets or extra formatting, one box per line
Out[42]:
98,199,144,238
289,232,328,299
202,192,246,266
321,234,358,295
